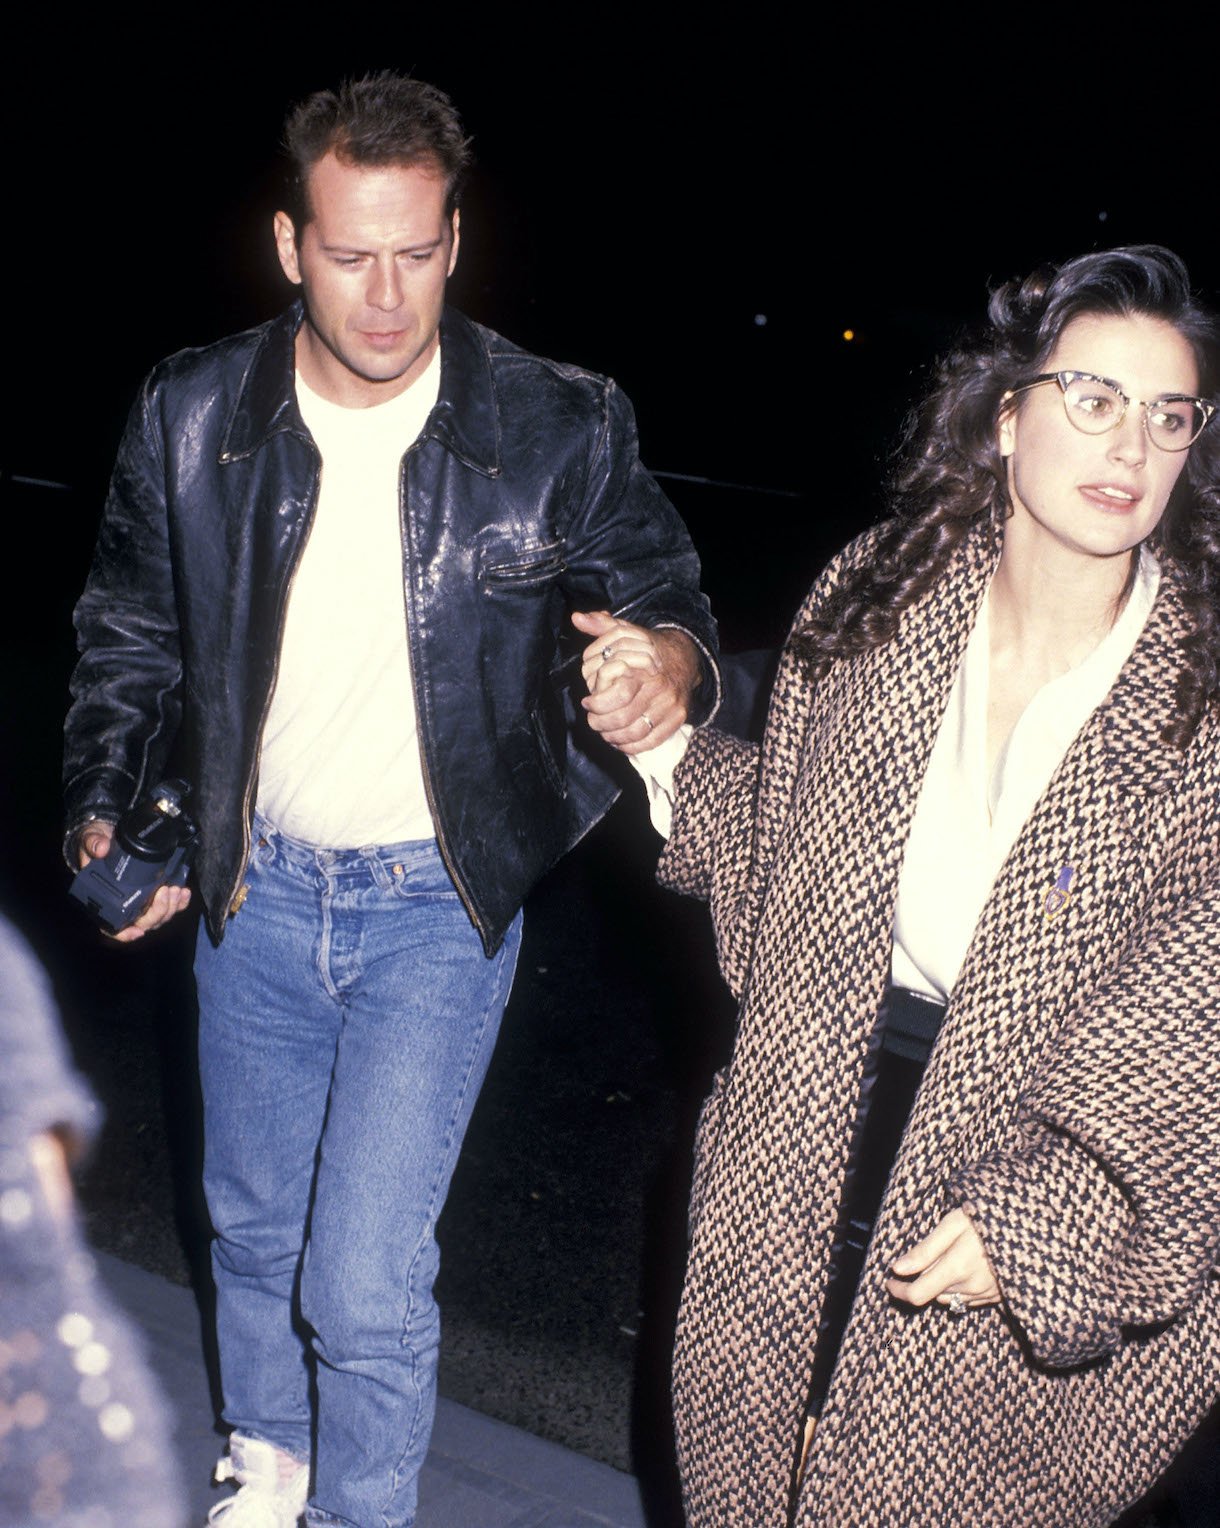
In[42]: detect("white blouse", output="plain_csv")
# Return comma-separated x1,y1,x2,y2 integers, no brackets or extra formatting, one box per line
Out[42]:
891,550,1159,999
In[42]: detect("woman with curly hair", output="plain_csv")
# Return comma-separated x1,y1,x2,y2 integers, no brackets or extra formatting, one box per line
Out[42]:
577,245,1220,1526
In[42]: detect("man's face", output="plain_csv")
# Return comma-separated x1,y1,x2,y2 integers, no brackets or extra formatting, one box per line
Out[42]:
274,151,459,407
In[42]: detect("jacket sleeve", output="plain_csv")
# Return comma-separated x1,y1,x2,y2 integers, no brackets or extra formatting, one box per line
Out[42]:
556,379,720,723
951,860,1220,1369
62,379,183,858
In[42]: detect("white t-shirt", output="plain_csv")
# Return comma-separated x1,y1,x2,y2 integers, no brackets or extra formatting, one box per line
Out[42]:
255,351,441,847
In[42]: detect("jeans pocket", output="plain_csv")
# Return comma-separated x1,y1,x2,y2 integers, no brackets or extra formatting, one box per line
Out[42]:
385,849,462,903
228,829,275,918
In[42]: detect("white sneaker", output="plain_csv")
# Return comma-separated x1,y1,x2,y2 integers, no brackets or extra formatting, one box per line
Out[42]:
206,1433,309,1526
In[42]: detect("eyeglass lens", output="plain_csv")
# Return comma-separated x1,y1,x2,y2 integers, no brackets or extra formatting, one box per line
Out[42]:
1061,375,1206,451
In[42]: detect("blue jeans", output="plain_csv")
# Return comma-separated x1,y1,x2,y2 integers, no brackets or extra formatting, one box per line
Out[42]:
195,820,521,1527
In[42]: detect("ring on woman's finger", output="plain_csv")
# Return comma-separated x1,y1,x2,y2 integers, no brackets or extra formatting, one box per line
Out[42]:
945,1291,968,1317
643,714,655,732
601,645,615,661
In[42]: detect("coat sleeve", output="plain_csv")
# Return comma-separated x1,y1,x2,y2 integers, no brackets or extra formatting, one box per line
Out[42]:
656,530,880,997
951,859,1220,1369
554,379,720,723
62,379,183,859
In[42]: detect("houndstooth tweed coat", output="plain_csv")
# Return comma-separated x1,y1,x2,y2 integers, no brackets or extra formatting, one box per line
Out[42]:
658,519,1220,1527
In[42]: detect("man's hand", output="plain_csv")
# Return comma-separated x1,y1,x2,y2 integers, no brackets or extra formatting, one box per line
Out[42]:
885,1207,1002,1311
572,610,701,755
76,819,191,942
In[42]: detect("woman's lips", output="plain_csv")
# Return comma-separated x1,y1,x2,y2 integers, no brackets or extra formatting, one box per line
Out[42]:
1079,483,1143,512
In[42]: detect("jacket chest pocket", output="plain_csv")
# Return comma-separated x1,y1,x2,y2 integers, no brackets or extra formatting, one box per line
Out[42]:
478,538,567,593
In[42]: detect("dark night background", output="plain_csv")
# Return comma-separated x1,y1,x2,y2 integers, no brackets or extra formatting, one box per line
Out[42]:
2,29,1217,1525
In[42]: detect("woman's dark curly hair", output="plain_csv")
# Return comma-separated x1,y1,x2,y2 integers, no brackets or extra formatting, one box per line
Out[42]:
795,245,1220,746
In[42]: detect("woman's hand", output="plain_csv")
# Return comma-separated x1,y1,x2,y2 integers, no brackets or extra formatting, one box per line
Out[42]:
572,610,699,753
886,1208,1001,1311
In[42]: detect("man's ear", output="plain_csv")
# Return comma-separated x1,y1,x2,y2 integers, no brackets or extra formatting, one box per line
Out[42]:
274,211,302,286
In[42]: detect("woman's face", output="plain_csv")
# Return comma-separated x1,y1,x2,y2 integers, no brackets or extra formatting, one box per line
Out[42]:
998,311,1199,567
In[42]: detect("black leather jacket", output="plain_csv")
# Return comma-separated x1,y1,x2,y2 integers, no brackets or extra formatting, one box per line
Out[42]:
64,304,718,952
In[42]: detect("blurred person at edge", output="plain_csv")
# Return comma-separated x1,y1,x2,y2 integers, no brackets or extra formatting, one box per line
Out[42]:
584,246,1220,1527
0,914,186,1527
62,72,717,1528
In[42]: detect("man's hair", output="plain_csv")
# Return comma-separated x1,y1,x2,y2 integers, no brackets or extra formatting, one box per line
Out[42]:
281,71,472,226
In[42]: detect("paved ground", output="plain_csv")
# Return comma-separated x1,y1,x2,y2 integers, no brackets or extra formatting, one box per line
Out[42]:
99,1252,648,1527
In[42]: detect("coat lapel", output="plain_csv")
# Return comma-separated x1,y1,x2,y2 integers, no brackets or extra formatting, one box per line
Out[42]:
1097,569,1191,814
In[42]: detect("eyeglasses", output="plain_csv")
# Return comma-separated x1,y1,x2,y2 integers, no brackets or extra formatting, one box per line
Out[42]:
1008,370,1216,452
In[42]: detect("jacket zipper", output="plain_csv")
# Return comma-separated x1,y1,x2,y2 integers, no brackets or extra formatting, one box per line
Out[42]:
225,454,322,924
398,443,486,943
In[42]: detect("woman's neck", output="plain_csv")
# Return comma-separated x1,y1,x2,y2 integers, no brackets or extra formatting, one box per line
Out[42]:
989,525,1135,677
983,527,1137,787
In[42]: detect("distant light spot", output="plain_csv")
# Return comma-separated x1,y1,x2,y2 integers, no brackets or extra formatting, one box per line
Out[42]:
1098,210,1108,221
31,1484,64,1520
57,1312,93,1348
79,1374,110,1407
73,1341,111,1377
37,1450,73,1487
754,313,767,326
0,1188,33,1226
10,1330,41,1364
14,1390,50,1428
98,1402,135,1442
843,329,855,342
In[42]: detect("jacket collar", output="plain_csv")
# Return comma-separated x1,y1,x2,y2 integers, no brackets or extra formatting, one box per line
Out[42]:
220,302,500,476
219,303,307,462
423,307,501,477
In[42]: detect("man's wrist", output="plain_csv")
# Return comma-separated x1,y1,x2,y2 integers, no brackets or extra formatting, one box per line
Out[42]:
654,628,701,696
651,625,720,725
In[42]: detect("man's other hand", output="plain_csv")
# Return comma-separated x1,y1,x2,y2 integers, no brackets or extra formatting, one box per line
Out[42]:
76,820,191,942
572,610,700,755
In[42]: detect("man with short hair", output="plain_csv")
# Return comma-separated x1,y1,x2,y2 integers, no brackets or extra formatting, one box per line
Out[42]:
64,73,717,1528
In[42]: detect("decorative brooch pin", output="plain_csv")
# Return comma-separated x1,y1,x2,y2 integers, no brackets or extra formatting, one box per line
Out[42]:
1043,864,1074,921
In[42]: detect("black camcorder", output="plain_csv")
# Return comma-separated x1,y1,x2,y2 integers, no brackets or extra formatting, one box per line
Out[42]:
69,779,199,934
